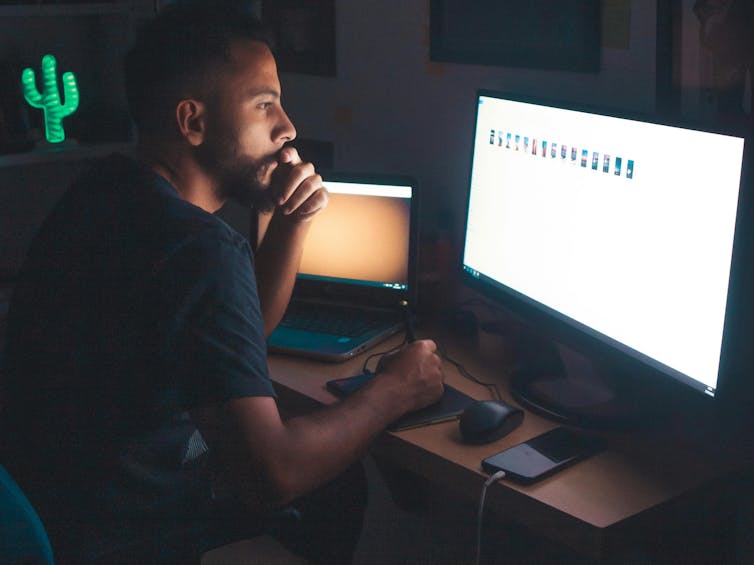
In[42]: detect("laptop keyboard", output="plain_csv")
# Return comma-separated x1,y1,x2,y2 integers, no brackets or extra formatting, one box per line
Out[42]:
280,301,397,337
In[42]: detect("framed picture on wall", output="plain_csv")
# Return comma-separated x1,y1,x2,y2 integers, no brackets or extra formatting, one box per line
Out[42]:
429,0,600,73
675,0,754,129
261,0,335,76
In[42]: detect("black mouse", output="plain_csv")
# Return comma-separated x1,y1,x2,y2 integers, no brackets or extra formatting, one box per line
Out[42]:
459,400,524,444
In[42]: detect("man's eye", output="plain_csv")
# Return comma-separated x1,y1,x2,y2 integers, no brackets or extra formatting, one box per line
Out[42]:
257,102,273,110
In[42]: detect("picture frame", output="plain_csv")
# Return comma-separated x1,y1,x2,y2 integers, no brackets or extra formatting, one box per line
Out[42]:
429,0,600,73
670,0,754,129
262,0,336,77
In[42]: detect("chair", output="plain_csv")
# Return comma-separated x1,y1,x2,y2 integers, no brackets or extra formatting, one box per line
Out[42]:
0,463,55,565
0,462,307,565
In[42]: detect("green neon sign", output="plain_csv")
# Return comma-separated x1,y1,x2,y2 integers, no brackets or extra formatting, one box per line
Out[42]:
21,54,80,144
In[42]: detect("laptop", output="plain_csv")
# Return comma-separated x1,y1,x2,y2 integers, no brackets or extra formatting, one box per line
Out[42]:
267,171,418,362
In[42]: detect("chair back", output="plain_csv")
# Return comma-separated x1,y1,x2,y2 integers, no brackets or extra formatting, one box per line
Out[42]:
0,463,54,565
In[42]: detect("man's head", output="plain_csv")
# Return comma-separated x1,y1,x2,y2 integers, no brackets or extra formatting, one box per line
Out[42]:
125,1,296,209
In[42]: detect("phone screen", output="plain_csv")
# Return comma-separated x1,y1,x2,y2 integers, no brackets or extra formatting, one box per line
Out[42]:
482,427,606,484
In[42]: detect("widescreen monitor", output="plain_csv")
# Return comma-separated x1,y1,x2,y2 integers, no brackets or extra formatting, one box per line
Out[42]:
461,90,750,426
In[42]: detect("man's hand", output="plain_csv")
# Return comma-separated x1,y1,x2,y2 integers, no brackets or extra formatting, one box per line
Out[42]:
254,147,328,336
191,339,445,508
372,339,445,414
270,146,328,222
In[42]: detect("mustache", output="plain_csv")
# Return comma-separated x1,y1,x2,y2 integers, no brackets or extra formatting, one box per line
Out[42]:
257,151,284,180
264,151,282,167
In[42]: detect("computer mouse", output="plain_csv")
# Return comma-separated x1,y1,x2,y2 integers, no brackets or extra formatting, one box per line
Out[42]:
459,400,524,444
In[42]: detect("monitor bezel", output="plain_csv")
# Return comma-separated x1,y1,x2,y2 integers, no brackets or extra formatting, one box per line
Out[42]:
460,88,753,412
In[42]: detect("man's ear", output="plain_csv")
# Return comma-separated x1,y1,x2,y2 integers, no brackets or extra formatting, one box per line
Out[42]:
175,99,206,147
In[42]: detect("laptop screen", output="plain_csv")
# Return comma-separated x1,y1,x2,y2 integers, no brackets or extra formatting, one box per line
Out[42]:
297,177,414,291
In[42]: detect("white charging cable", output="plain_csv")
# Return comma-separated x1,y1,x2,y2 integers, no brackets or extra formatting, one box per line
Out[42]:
475,470,506,565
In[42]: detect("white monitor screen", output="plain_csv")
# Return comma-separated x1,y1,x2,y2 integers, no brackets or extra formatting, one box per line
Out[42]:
462,93,746,397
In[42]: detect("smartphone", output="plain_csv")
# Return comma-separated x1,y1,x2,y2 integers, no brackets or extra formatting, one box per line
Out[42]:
327,370,375,397
481,427,606,484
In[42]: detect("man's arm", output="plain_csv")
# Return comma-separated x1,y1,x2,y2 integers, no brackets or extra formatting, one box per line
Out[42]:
254,147,328,337
253,210,310,337
190,339,444,511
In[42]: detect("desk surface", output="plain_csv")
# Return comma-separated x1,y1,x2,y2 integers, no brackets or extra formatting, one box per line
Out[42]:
268,324,747,560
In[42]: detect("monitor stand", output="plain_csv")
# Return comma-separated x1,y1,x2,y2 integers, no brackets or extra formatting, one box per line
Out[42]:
506,329,665,430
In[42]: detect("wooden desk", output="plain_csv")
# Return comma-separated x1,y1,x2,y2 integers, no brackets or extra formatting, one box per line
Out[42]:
268,326,747,562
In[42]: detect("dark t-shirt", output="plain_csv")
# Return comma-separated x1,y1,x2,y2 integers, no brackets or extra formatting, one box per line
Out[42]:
1,154,274,556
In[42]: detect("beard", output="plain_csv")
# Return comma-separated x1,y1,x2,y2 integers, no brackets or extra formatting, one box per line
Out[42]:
216,156,277,211
195,129,278,212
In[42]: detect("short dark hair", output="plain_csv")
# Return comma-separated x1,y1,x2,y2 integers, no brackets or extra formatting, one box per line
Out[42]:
124,0,274,133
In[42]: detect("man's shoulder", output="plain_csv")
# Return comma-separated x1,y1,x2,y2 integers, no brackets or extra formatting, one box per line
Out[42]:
170,217,252,278
164,201,250,257
75,152,154,192
78,153,248,246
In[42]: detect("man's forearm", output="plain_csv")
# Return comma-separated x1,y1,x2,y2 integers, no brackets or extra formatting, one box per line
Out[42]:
192,341,443,512
254,212,312,336
245,374,416,508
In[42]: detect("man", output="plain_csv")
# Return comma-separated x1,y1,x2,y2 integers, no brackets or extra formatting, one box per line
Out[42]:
1,2,444,563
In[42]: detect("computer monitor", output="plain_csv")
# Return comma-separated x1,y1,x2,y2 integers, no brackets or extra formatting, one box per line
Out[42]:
461,90,752,428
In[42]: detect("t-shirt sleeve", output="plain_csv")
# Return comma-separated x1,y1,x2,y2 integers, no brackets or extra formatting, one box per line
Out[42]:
166,228,276,408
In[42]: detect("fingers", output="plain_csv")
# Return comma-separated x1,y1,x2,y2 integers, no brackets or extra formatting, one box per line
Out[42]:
278,145,302,166
376,340,438,374
373,338,445,411
414,338,438,353
274,160,315,206
280,173,328,217
400,339,439,360
273,147,329,220
404,339,439,359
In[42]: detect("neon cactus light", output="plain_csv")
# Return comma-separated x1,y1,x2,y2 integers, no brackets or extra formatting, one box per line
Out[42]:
21,54,80,144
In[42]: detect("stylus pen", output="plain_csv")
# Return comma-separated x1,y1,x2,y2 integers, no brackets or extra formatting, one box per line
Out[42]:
400,300,416,342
